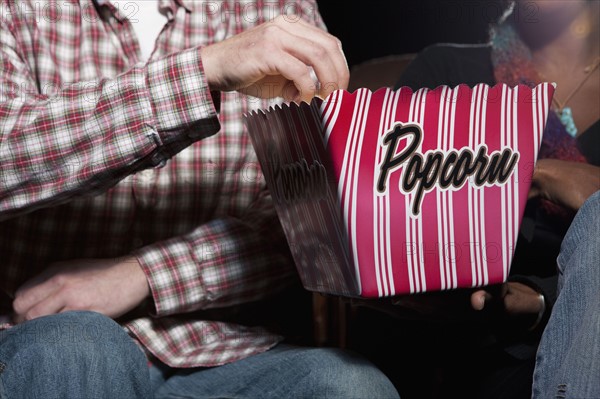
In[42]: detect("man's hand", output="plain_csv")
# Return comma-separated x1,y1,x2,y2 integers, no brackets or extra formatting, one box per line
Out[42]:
529,159,600,211
13,257,150,323
471,282,543,316
200,15,349,103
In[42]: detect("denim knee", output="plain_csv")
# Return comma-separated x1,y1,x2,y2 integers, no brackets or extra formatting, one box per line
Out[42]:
558,190,600,278
0,311,150,399
289,347,400,399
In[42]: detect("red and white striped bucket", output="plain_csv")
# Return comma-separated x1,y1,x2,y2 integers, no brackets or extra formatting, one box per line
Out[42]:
246,84,555,297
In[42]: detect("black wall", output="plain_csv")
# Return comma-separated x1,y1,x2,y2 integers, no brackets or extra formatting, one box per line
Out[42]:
317,0,505,67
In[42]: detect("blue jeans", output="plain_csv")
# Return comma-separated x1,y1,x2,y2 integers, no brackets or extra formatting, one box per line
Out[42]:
0,311,399,399
0,311,151,399
532,190,600,399
149,344,399,398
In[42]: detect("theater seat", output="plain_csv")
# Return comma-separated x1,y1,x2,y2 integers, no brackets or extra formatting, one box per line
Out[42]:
348,54,416,92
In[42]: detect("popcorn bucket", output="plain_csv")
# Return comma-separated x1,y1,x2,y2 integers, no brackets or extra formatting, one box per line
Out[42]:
246,84,555,297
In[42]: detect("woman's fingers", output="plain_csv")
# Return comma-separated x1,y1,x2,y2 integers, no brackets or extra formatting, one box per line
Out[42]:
470,289,493,310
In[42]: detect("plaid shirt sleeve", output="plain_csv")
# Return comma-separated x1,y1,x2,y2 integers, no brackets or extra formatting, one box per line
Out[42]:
0,19,220,220
0,0,329,367
134,189,297,316
132,0,326,318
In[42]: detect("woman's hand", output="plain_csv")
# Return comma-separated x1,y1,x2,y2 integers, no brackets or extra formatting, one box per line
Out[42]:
471,282,545,332
529,159,600,211
471,282,543,315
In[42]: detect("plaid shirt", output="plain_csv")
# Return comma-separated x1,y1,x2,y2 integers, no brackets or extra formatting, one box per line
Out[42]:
0,0,324,367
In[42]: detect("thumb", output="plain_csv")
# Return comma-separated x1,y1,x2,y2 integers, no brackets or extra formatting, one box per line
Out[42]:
471,290,492,311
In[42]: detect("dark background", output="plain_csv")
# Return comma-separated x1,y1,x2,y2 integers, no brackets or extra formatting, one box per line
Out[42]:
316,0,506,67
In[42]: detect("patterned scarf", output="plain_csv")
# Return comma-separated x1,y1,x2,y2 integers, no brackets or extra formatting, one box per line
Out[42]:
491,22,587,163
490,21,587,220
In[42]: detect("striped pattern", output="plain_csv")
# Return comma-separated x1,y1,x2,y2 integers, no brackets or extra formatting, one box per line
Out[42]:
247,100,357,297
247,83,554,297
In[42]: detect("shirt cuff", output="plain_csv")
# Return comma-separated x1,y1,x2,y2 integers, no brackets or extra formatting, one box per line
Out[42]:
145,47,220,139
134,237,205,317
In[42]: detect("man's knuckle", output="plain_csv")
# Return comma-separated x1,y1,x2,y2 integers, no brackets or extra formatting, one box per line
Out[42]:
51,274,66,286
261,40,278,54
312,45,326,58
341,68,350,80
263,23,281,36
325,37,339,50
12,298,25,313
273,15,287,24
